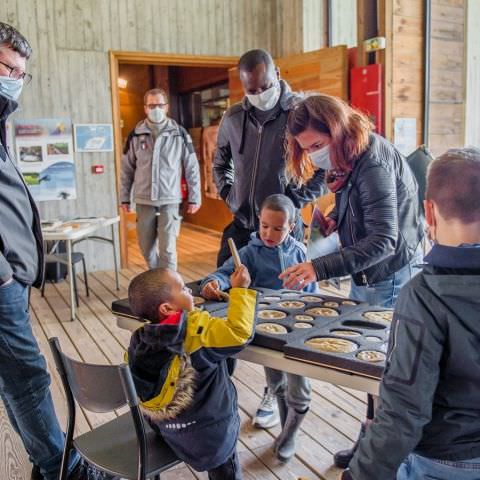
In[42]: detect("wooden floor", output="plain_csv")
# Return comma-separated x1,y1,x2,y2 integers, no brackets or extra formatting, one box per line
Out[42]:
0,223,365,480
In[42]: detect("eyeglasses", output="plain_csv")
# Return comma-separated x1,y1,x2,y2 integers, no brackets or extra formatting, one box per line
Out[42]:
146,103,167,109
0,60,32,85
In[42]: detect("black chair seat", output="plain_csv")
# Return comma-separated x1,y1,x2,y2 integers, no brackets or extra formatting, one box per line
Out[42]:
53,252,85,264
74,413,179,479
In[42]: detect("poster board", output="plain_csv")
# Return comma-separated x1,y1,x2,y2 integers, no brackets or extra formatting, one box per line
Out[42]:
14,118,76,201
74,123,114,152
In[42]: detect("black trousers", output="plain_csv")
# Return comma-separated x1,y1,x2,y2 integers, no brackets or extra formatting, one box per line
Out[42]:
208,450,242,480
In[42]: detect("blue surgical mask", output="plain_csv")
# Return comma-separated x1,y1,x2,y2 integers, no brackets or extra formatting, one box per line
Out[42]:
309,145,332,170
0,76,24,101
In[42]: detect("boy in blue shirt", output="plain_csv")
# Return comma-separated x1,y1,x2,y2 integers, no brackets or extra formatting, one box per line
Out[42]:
202,194,318,462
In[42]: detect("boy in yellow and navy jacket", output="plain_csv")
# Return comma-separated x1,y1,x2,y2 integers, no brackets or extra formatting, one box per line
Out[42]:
127,266,256,480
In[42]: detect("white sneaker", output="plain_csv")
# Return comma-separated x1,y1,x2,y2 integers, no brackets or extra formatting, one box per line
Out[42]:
253,387,280,429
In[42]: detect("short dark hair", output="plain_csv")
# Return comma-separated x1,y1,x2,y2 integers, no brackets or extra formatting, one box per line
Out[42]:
144,88,168,105
260,194,296,224
426,147,480,224
0,22,32,59
128,269,173,322
238,49,275,72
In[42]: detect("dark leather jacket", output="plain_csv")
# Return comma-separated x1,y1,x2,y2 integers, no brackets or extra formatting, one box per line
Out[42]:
213,80,325,230
312,134,424,286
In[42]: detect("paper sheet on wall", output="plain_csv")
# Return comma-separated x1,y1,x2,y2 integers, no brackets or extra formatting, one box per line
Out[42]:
394,118,417,157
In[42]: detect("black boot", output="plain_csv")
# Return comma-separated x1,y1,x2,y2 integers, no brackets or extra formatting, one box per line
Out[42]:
333,422,367,469
30,465,43,480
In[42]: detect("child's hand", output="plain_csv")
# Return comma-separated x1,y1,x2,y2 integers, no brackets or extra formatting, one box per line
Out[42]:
201,280,223,300
230,265,251,289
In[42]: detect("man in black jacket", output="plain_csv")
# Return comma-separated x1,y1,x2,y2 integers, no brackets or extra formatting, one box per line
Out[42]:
214,49,325,267
213,49,325,429
0,23,84,480
342,147,480,480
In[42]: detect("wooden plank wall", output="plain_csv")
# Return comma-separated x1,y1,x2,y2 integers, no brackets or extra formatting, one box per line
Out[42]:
0,0,289,272
428,0,466,157
303,0,328,52
388,0,425,146
465,0,480,148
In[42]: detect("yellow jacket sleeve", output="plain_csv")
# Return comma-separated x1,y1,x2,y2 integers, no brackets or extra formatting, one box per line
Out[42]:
184,288,257,356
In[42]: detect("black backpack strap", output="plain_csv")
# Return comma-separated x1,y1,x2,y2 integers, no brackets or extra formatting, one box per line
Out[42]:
123,129,137,155
179,126,195,154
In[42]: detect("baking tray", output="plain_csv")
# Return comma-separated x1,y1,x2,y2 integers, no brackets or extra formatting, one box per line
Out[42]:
283,305,393,379
251,288,364,351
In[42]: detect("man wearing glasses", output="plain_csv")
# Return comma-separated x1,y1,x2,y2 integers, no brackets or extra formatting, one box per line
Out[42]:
120,88,201,271
0,23,86,479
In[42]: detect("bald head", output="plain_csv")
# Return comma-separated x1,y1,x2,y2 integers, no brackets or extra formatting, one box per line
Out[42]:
238,49,278,96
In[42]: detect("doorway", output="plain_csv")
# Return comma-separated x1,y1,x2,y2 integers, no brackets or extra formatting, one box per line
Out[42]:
109,52,237,267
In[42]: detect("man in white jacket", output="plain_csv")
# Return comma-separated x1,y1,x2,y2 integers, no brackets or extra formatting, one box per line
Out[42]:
120,88,201,270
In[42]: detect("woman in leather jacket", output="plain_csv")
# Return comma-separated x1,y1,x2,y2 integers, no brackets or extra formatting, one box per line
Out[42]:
280,94,425,470
280,94,424,308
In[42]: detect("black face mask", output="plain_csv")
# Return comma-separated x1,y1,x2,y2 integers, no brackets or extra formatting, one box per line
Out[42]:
0,93,18,121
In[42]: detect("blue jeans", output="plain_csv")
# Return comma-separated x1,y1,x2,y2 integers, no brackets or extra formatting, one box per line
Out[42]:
397,453,480,480
0,279,79,480
349,249,423,308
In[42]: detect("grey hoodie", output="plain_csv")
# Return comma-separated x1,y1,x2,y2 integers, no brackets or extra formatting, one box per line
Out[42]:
120,118,201,206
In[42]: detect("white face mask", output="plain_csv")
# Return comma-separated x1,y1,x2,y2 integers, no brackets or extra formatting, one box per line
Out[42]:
309,145,332,170
147,107,166,123
0,76,24,101
246,81,281,111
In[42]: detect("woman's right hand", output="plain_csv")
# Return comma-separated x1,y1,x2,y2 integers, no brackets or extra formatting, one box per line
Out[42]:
201,280,222,300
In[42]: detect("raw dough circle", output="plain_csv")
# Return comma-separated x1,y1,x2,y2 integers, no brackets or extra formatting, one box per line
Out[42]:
305,337,357,353
257,309,287,320
324,301,339,308
301,295,323,302
256,323,288,334
363,311,393,322
342,300,357,306
264,296,281,301
282,291,299,296
295,314,314,322
305,307,339,317
294,322,313,328
356,350,386,362
365,336,382,342
330,329,362,337
277,300,305,309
